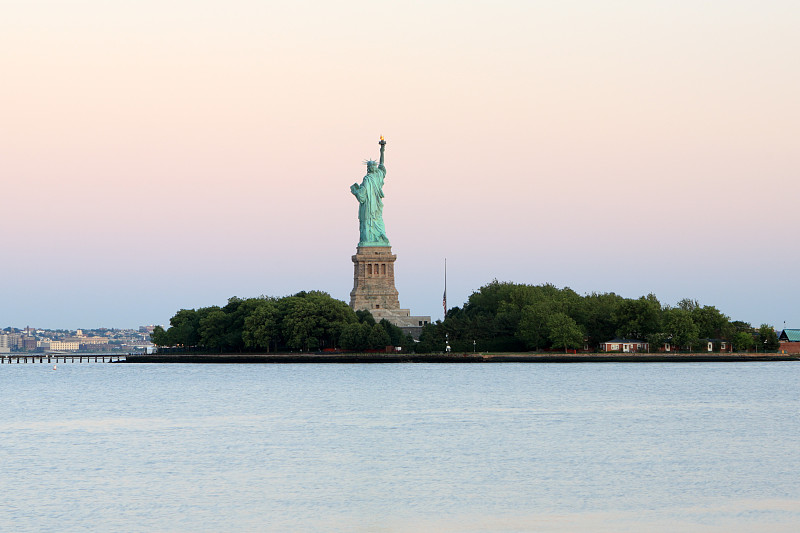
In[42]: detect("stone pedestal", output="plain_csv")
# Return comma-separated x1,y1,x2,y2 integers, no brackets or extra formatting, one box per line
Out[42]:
350,246,431,338
350,246,399,312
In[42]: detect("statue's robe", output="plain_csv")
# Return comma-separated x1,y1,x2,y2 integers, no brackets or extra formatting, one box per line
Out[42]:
351,164,389,246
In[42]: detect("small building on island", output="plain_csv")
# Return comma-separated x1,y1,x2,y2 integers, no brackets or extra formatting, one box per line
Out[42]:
778,329,800,354
701,338,732,353
601,338,649,353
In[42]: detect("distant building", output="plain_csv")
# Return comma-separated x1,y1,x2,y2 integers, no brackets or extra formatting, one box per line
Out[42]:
601,338,649,353
707,339,731,352
48,341,80,351
778,329,800,354
3,333,22,349
21,337,37,351
0,335,10,354
65,336,109,345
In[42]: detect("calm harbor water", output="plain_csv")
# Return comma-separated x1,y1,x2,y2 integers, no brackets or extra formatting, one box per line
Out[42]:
1,362,799,532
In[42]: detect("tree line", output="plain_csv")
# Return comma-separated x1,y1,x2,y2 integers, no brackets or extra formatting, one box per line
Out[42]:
151,282,780,354
415,281,779,353
151,291,414,353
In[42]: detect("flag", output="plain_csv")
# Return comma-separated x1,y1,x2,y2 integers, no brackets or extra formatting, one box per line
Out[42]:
443,258,447,317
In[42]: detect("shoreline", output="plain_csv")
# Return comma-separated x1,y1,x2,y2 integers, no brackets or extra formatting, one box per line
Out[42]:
122,353,799,364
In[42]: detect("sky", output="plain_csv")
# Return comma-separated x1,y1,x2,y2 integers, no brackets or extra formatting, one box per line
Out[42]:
2,1,798,331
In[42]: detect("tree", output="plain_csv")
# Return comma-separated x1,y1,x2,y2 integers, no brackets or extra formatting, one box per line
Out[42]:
279,291,357,351
280,297,321,351
517,302,551,350
168,309,202,347
547,312,583,353
150,325,169,347
355,309,376,325
221,297,264,352
367,323,391,350
379,319,405,346
614,294,662,340
583,292,624,348
340,322,368,351
645,331,668,353
691,305,731,339
416,322,444,353
758,324,779,351
664,308,699,351
400,333,416,353
733,331,754,352
199,308,228,352
242,300,279,351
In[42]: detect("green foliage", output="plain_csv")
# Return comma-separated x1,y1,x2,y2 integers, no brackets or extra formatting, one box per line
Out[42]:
416,322,444,353
156,281,755,355
150,325,169,347
614,294,662,340
428,281,751,354
367,323,391,349
242,299,279,352
158,291,358,353
517,302,550,350
340,322,368,351
733,331,755,352
199,307,228,351
379,319,405,346
546,312,584,352
663,308,700,350
583,292,624,348
758,324,779,351
168,309,203,347
355,309,376,325
279,291,356,352
690,305,730,339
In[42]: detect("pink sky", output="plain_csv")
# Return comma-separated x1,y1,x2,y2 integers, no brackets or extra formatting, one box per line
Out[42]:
2,1,798,330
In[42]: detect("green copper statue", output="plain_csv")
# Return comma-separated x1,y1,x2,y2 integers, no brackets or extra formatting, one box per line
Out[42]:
350,136,390,247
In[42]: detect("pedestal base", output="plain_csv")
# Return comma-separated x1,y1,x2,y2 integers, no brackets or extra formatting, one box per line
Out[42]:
349,246,431,339
349,246,399,312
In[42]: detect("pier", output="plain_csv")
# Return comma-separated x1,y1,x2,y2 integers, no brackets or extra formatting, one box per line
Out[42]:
1,354,127,364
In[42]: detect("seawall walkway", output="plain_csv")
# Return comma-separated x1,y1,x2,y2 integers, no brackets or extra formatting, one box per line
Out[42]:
122,353,798,364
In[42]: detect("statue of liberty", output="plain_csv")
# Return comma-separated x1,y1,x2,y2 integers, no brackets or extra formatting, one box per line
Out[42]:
350,137,390,247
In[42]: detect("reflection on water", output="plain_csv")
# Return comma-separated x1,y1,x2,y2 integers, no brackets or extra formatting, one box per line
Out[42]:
1,362,799,532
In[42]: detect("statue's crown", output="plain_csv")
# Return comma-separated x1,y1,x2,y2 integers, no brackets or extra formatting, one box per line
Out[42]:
364,159,377,167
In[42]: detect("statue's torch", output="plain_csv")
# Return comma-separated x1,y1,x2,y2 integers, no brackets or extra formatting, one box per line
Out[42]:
379,135,386,146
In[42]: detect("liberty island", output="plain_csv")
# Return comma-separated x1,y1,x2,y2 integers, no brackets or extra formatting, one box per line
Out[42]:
137,137,793,358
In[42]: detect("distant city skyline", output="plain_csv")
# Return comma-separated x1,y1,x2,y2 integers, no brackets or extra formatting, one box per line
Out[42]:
3,1,798,330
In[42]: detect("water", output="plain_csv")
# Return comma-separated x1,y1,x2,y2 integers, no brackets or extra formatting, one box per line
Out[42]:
1,362,799,532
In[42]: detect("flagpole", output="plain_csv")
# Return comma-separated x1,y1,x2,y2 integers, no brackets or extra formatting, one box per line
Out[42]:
443,258,447,319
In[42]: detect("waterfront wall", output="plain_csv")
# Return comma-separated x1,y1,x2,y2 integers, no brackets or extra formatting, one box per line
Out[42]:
123,353,798,364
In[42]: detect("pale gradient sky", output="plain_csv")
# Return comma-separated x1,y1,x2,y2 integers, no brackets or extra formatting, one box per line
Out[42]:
2,1,798,330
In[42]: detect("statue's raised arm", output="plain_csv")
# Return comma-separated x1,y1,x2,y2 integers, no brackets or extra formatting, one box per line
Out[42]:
350,136,390,247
